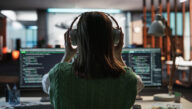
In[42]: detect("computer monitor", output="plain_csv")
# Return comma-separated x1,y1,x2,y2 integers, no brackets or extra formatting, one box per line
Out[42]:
20,48,65,88
20,48,161,87
122,48,162,86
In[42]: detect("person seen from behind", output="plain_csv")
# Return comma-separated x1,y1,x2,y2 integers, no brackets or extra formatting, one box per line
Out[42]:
42,11,144,109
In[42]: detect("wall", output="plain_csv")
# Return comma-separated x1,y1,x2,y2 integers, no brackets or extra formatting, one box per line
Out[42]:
184,12,190,60
131,13,143,45
47,13,127,47
6,19,26,50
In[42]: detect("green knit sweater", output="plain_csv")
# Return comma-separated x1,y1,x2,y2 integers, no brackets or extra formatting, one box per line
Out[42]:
49,62,137,109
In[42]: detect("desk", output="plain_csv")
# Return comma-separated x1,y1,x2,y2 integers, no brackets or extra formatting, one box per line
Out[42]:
0,96,192,109
135,96,192,109
0,97,52,109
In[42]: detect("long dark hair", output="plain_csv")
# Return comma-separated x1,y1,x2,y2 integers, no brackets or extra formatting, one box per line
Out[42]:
73,12,125,79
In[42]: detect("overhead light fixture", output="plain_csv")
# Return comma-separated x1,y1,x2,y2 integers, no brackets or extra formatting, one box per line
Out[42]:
1,10,37,21
16,11,37,21
180,0,187,3
47,8,121,14
1,10,16,21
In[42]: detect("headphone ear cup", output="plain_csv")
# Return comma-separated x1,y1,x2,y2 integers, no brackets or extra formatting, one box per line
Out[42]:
112,28,120,44
69,29,78,45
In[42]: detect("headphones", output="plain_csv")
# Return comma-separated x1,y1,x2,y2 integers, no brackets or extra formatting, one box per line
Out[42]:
69,13,121,45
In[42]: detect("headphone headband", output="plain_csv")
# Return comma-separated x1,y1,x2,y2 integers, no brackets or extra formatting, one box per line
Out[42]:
69,12,120,30
105,13,120,29
69,15,81,30
69,12,121,45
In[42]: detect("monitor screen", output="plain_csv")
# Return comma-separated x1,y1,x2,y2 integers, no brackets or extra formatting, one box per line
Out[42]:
20,48,65,88
20,48,162,88
122,48,162,86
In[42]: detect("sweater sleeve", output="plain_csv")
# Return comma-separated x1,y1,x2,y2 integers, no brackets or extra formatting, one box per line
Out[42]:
124,66,144,94
48,63,61,107
135,75,144,94
42,73,50,94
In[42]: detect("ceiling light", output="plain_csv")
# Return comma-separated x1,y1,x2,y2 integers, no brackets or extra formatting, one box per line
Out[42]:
1,10,16,21
16,11,37,21
180,0,186,3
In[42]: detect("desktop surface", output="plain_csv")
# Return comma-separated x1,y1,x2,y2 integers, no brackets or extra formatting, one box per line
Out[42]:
0,95,191,109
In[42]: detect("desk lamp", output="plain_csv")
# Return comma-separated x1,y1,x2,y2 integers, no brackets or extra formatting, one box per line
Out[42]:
148,14,176,101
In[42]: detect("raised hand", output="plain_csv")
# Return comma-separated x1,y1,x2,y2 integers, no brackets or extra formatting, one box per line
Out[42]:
113,28,126,66
61,29,77,63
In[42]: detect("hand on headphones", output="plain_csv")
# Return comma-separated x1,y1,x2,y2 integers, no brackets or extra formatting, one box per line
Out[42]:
62,29,77,63
114,28,126,66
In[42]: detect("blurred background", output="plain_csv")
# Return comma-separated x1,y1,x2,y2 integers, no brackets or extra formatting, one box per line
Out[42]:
0,0,192,102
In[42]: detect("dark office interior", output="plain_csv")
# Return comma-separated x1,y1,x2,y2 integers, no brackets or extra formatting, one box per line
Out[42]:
0,0,192,109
